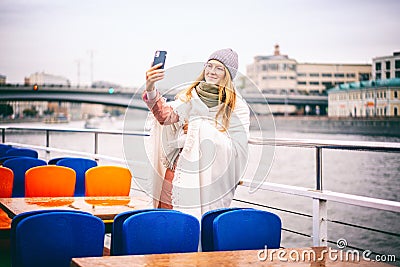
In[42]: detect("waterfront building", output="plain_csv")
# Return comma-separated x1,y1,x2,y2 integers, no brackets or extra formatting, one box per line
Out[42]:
327,78,400,117
7,100,48,119
5,100,107,121
246,45,371,95
0,74,6,84
246,45,297,95
296,63,371,94
24,71,71,86
372,51,400,80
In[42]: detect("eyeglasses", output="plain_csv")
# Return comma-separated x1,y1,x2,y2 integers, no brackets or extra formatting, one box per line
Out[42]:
204,63,225,76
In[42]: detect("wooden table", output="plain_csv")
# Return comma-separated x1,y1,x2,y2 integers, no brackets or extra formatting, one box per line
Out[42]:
0,196,153,221
71,247,393,267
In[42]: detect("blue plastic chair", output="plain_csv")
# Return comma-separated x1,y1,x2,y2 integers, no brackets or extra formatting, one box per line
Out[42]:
5,148,38,158
111,209,180,256
10,210,91,267
213,209,281,251
122,211,200,255
0,144,12,157
0,156,20,165
3,157,47,197
56,157,97,196
13,211,104,267
201,207,251,252
48,157,71,165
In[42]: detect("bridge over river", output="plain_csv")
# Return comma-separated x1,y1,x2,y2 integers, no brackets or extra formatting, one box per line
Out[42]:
0,85,327,114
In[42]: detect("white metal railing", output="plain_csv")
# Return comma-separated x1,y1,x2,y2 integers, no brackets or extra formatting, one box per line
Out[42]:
1,126,399,250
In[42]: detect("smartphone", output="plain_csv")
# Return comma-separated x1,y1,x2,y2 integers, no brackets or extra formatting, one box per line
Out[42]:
152,50,167,69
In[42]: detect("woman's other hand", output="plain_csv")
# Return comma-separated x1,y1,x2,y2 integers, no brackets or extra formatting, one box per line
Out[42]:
146,63,165,92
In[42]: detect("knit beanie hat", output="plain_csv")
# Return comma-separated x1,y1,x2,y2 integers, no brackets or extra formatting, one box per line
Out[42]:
207,48,238,79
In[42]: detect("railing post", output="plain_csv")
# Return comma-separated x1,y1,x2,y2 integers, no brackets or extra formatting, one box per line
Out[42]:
316,147,322,190
46,130,50,158
313,146,327,246
94,132,99,162
312,198,327,246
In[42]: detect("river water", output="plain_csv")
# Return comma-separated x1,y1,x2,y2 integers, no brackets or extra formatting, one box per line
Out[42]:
2,109,399,261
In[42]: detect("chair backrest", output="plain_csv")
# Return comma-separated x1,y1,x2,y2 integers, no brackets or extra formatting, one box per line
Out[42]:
0,156,20,165
85,166,131,196
0,144,10,148
213,209,281,251
0,144,12,157
13,211,104,267
48,157,71,165
0,166,13,197
201,207,250,252
25,165,76,197
122,211,200,255
111,209,179,256
6,148,38,158
57,158,97,196
3,157,47,197
10,210,91,267
0,166,13,230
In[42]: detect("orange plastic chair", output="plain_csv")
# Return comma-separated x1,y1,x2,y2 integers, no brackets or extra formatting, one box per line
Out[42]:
25,166,76,197
0,166,13,198
85,166,131,196
0,166,13,230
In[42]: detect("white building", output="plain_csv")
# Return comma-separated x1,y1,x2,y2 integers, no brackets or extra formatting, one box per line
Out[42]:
246,45,371,95
246,45,297,94
328,79,400,117
8,101,48,118
296,63,371,94
25,72,70,86
372,51,400,80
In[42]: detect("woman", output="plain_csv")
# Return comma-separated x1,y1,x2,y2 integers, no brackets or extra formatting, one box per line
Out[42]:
143,48,249,218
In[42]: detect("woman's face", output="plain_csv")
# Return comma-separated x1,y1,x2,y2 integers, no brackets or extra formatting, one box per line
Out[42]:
204,60,226,85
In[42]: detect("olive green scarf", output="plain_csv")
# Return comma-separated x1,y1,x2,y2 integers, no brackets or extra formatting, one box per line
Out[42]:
195,82,220,108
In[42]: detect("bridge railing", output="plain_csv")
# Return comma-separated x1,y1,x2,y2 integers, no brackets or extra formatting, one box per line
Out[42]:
0,85,328,103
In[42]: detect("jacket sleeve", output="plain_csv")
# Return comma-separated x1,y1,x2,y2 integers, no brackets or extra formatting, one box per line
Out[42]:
142,90,180,125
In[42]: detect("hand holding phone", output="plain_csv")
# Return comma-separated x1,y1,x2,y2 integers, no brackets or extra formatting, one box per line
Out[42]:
146,50,167,92
152,50,167,69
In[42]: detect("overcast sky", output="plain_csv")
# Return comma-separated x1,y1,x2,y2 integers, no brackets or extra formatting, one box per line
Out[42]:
0,0,399,87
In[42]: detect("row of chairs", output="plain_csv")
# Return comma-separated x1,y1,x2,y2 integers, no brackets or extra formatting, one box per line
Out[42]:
111,207,281,255
0,145,102,195
0,157,131,197
0,153,131,231
11,210,197,267
0,145,129,197
0,144,38,164
11,208,281,267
